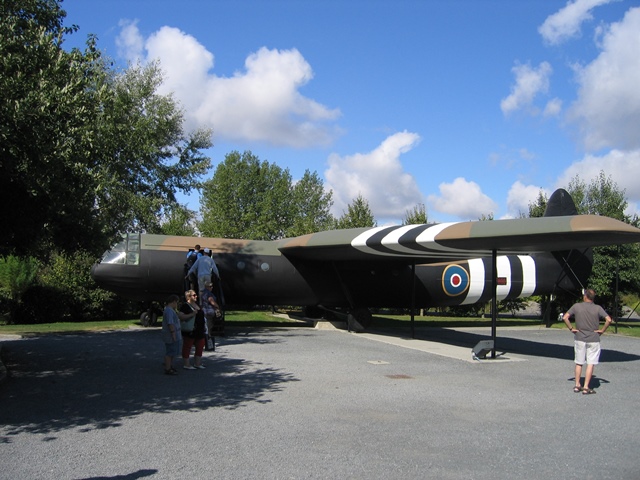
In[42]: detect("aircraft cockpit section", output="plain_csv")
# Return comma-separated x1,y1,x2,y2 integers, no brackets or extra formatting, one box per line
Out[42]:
99,233,141,265
91,233,147,300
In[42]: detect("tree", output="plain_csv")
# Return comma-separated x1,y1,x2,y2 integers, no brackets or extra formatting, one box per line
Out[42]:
153,204,198,237
527,190,548,218
1,0,103,255
568,171,630,220
199,151,294,240
91,61,212,241
287,170,335,237
0,255,40,303
0,1,212,256
200,154,334,239
336,195,377,229
402,204,427,225
566,172,640,310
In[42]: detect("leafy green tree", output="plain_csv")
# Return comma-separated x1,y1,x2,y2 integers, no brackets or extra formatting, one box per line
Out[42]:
200,151,294,240
565,172,640,311
0,255,40,302
528,190,548,218
336,195,377,229
200,154,334,239
152,204,198,237
38,250,116,320
402,204,427,225
568,171,631,220
91,61,212,242
287,170,335,237
0,1,212,256
498,298,528,317
1,0,103,255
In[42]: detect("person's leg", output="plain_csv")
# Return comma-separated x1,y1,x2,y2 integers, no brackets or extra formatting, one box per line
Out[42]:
583,343,601,392
583,364,595,390
574,340,586,390
194,338,205,367
206,314,213,337
197,275,212,296
182,337,195,367
165,343,174,372
574,363,583,389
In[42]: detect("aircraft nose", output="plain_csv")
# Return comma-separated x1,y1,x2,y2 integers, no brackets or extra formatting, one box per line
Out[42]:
90,262,104,286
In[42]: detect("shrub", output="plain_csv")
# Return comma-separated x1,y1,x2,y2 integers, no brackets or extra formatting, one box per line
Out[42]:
0,255,40,301
12,285,72,324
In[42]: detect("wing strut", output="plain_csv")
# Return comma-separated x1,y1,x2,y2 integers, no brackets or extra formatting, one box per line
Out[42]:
558,248,589,292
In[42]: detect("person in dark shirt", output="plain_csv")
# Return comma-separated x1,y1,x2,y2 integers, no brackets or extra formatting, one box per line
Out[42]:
179,290,207,370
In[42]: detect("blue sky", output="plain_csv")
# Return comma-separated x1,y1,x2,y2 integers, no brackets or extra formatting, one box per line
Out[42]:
60,0,640,225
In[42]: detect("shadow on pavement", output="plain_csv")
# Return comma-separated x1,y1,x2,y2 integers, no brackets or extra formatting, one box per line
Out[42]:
371,326,640,362
0,329,299,437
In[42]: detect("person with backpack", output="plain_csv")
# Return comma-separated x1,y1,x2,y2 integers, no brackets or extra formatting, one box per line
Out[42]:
184,245,201,291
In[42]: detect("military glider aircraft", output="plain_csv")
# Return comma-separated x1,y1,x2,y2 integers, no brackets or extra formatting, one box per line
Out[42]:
91,189,640,329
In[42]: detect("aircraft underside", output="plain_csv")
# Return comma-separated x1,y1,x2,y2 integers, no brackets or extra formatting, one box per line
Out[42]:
92,246,592,312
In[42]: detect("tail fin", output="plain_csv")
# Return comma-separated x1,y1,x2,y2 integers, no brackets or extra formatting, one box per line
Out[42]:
534,188,593,327
543,188,578,217
537,189,592,314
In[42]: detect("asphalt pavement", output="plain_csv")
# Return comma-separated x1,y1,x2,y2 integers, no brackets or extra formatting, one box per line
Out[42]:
1,324,639,480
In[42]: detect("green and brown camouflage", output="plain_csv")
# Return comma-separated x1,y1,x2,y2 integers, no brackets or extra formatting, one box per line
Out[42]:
92,189,640,318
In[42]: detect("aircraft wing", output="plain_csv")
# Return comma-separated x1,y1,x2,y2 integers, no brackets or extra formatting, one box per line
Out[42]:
278,215,640,263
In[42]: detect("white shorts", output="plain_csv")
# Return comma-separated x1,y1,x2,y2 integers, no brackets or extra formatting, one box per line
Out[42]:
574,340,601,365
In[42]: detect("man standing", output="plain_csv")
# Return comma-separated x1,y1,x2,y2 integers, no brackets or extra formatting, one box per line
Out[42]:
563,289,612,394
187,248,217,295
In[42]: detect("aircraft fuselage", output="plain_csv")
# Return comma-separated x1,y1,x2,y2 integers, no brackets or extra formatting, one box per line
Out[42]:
91,233,591,309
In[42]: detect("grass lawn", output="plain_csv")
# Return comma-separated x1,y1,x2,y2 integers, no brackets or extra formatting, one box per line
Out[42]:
0,310,638,338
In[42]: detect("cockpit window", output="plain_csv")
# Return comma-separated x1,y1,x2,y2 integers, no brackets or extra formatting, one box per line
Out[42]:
100,233,141,265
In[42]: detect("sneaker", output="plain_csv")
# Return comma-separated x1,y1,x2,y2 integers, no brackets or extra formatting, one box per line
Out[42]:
164,369,178,375
183,365,196,370
194,364,206,369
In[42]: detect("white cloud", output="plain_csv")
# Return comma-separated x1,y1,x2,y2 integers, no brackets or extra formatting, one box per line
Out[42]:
568,7,640,151
543,98,563,117
538,0,614,45
427,178,498,220
116,19,144,63
555,149,640,205
506,181,549,218
501,62,552,115
325,131,424,220
116,22,342,147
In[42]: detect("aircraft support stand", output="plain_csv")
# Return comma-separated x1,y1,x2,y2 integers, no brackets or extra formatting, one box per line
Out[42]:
491,249,497,359
411,263,416,339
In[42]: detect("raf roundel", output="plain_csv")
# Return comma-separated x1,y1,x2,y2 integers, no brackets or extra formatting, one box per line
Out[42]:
442,264,470,297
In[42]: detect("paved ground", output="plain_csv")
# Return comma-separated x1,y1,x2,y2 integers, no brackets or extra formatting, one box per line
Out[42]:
1,324,639,479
